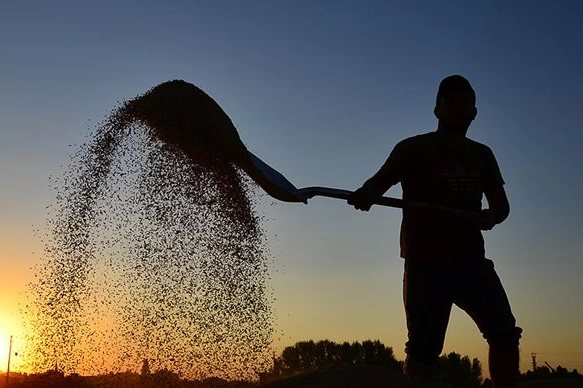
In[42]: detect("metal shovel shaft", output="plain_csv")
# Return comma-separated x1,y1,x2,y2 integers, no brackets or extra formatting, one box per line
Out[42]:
294,186,483,221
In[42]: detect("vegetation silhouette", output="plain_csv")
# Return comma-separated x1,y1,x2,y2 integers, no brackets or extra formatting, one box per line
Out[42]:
265,339,483,386
521,364,583,382
1,340,581,387
270,339,402,378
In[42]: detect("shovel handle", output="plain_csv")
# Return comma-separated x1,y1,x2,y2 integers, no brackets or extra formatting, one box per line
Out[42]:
295,186,483,222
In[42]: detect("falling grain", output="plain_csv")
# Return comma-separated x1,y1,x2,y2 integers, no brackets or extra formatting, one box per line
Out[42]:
24,80,275,380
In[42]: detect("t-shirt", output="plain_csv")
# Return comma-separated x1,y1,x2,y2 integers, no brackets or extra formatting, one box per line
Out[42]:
364,131,504,261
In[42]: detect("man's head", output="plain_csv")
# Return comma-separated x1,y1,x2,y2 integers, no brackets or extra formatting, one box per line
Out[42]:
434,75,477,135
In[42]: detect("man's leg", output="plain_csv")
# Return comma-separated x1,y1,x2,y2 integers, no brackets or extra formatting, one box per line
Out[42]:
489,344,520,388
454,259,522,388
403,259,453,378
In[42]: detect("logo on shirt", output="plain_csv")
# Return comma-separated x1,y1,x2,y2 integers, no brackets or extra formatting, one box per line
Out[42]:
441,162,480,193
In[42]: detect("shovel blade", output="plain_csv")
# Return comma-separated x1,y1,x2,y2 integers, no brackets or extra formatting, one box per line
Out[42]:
242,151,306,203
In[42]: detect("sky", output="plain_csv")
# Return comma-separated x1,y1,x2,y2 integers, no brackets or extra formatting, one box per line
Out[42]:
1,0,583,378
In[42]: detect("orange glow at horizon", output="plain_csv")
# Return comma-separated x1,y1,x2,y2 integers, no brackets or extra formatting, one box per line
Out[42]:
0,335,8,373
0,318,24,374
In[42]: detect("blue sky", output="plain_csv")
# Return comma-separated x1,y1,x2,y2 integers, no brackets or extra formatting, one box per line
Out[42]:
1,0,582,376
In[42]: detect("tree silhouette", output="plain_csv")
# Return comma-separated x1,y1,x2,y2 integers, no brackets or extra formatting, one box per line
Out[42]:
361,339,399,368
280,344,301,371
274,339,401,377
271,339,489,386
436,352,483,387
314,339,338,368
339,341,358,365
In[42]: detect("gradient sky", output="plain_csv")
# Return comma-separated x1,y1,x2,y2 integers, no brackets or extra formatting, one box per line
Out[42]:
1,0,582,377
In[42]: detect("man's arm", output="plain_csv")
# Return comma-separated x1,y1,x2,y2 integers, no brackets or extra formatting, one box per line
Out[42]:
348,141,407,211
348,172,395,211
480,185,510,230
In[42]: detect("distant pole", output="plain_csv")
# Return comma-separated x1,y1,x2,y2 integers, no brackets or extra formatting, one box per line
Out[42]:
6,335,13,385
531,353,537,370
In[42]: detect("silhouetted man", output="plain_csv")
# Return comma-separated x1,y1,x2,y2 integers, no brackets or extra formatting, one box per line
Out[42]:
348,75,522,388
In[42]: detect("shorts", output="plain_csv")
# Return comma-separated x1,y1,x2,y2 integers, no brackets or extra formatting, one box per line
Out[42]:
403,257,522,370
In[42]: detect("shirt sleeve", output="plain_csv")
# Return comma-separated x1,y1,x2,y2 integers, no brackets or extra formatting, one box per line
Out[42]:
483,146,505,192
361,139,409,196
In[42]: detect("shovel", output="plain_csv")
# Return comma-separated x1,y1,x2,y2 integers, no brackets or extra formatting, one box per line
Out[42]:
245,151,484,222
129,80,482,222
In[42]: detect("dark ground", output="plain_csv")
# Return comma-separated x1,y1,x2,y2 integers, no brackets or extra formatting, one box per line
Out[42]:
262,365,470,388
261,365,583,388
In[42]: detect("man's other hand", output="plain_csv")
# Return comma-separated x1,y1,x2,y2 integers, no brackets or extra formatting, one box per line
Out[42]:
477,209,497,230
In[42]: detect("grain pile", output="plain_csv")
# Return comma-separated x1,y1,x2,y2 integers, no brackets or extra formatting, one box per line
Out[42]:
24,80,274,380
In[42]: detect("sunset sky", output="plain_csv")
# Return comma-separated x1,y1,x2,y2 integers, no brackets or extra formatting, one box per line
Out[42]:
1,0,583,377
